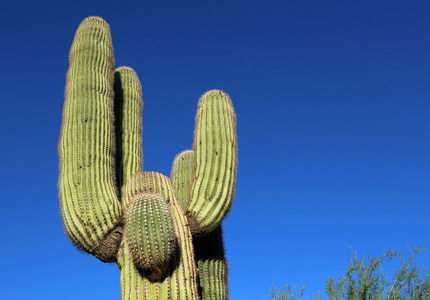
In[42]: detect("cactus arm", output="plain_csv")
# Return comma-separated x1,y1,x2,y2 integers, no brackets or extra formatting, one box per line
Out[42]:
59,17,122,260
171,150,194,211
125,192,177,281
114,66,143,198
187,90,238,234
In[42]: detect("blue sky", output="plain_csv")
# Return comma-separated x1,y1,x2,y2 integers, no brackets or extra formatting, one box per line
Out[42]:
1,1,429,299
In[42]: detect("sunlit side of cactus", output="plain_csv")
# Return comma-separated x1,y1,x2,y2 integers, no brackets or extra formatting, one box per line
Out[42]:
59,16,237,300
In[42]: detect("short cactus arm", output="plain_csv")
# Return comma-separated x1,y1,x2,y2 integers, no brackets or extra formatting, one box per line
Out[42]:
171,150,194,212
59,17,122,261
125,192,177,282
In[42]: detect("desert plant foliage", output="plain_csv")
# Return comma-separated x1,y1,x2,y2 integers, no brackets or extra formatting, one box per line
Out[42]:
267,246,429,300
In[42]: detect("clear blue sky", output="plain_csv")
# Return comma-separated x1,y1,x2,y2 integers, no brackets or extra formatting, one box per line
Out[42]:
1,1,429,299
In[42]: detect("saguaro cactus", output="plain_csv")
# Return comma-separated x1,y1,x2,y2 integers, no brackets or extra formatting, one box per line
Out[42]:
59,16,237,300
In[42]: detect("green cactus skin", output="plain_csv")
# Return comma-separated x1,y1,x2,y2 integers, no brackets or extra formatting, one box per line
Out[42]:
193,226,229,300
125,192,177,281
59,16,122,261
171,150,194,211
114,66,144,198
171,150,229,299
187,90,238,235
119,171,199,299
60,16,237,300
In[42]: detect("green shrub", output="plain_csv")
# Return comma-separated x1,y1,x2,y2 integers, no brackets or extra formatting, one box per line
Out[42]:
267,246,430,300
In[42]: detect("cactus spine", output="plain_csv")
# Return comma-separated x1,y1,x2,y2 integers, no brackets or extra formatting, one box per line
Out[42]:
59,16,237,300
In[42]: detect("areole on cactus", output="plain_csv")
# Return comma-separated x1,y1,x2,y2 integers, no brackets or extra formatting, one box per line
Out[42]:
59,16,237,299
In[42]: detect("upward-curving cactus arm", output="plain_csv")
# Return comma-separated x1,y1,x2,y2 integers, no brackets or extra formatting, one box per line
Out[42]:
186,90,238,235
